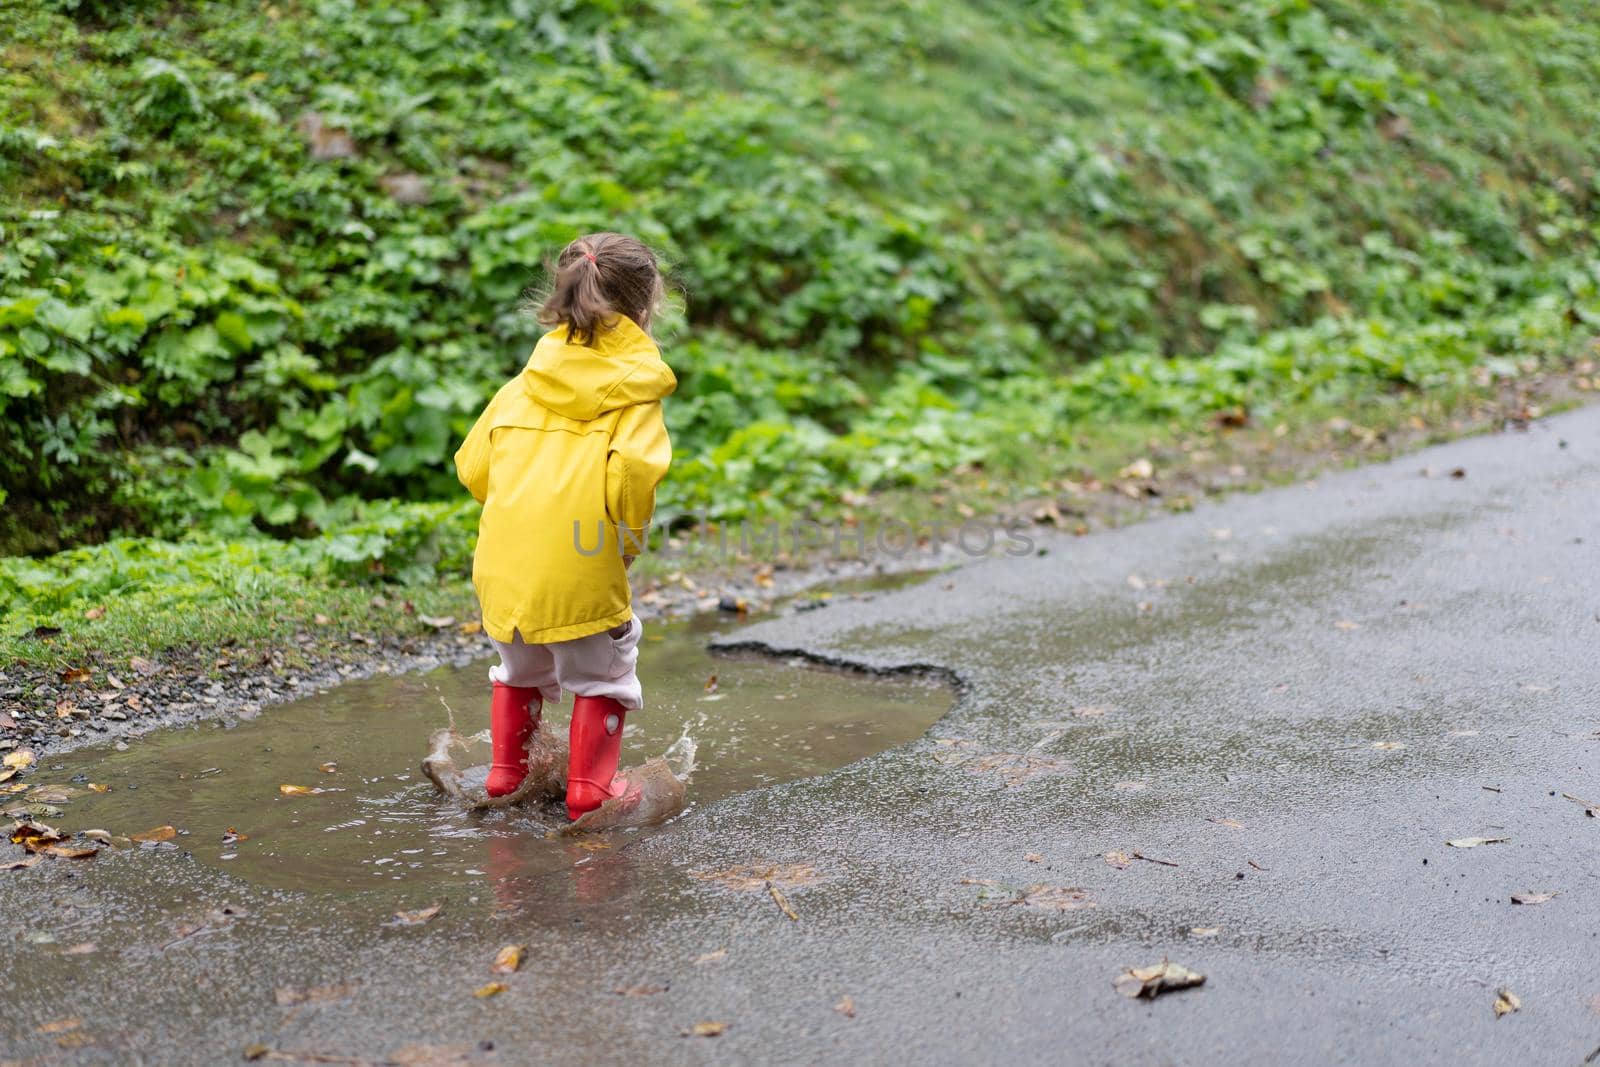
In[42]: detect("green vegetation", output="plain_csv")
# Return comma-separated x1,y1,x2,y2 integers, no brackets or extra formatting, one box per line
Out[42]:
3,0,1598,662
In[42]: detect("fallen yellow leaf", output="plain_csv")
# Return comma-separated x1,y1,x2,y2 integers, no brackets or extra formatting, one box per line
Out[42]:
474,982,508,999
3,750,35,770
683,1021,728,1038
1494,988,1521,1018
490,944,525,975
278,784,319,796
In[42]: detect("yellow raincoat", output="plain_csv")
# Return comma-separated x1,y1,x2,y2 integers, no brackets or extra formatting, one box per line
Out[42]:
454,316,675,645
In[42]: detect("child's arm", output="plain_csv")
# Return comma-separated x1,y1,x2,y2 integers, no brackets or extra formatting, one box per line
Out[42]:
606,400,672,554
453,400,495,504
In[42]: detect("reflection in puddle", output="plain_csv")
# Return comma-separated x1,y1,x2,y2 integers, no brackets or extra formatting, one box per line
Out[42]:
35,614,950,894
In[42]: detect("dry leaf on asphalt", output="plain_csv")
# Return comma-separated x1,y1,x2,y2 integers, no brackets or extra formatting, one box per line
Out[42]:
1024,852,1044,863
1113,959,1206,999
834,996,856,1018
274,982,359,1008
1371,741,1405,751
490,944,525,975
613,984,668,997
473,982,508,999
391,904,441,926
1511,892,1557,905
1446,836,1509,848
682,1021,728,1038
1189,927,1220,938
1334,620,1360,631
129,825,176,843
1494,988,1521,1018
1104,851,1132,869
693,949,727,965
767,881,799,921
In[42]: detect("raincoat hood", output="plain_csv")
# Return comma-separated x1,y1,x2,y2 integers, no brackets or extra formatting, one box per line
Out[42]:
520,316,676,421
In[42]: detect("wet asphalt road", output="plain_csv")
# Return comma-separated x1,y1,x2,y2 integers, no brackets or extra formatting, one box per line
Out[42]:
5,407,1600,1066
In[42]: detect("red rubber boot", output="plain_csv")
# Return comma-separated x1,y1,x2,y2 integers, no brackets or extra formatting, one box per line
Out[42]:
567,694,627,820
486,682,542,797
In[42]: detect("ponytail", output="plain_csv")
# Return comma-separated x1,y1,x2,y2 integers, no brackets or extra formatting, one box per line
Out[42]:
535,232,665,346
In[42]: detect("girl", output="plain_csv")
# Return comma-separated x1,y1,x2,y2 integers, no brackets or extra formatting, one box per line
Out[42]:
453,232,674,819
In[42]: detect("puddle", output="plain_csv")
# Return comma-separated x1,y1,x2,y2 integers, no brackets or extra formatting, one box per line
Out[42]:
24,613,949,894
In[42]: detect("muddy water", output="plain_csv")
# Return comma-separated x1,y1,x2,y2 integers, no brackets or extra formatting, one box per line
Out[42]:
28,611,949,894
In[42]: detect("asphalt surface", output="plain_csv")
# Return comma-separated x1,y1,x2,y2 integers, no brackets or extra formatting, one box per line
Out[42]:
4,407,1599,1066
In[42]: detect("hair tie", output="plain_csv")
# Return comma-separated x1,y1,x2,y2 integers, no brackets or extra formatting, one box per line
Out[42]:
582,251,597,263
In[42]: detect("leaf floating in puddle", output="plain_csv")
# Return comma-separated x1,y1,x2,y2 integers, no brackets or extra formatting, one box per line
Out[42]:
221,828,248,844
43,844,97,859
318,762,338,774
1446,836,1509,848
1113,959,1206,999
490,944,525,975
130,825,176,843
1016,884,1095,911
278,784,322,796
473,982,508,999
682,1021,728,1038
87,783,109,794
703,674,718,694
10,820,63,851
391,903,441,926
1493,988,1521,1018
690,863,821,892
1510,891,1557,905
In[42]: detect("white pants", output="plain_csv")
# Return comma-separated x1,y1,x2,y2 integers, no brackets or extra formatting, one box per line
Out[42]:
487,618,644,710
